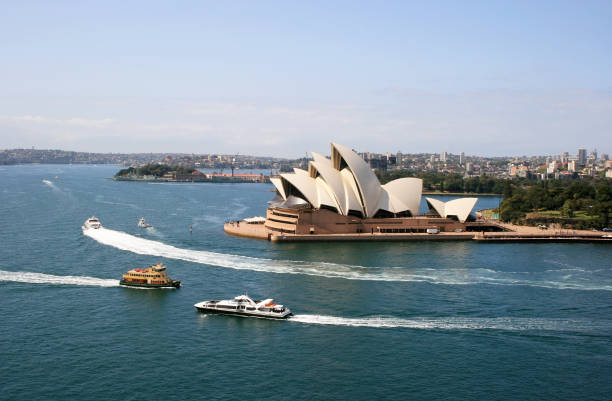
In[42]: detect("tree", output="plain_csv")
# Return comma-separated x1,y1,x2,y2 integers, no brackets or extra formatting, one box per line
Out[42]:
562,199,574,218
595,183,612,227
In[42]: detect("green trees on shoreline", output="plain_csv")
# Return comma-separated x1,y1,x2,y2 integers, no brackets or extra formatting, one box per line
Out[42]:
115,164,195,178
376,171,507,194
499,179,612,229
376,170,611,229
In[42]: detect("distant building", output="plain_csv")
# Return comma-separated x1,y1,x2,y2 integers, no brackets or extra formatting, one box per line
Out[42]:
459,152,464,165
578,148,587,166
440,151,447,163
385,154,397,166
568,160,577,172
368,158,387,171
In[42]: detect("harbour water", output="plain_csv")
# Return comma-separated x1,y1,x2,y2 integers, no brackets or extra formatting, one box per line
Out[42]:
1,165,611,400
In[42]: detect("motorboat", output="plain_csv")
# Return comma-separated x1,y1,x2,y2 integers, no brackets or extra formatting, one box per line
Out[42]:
138,217,152,228
194,294,292,319
119,262,180,289
83,216,102,229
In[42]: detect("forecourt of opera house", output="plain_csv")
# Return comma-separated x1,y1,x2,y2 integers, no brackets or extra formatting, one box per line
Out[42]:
225,142,511,242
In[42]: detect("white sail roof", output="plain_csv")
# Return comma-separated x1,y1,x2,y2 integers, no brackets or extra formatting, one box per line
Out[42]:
269,142,461,220
331,142,382,217
315,176,340,211
425,197,478,223
340,168,365,215
280,170,318,207
381,178,423,217
309,152,361,215
270,177,287,200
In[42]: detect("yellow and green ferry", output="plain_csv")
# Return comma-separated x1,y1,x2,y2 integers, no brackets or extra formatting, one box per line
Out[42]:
120,262,181,289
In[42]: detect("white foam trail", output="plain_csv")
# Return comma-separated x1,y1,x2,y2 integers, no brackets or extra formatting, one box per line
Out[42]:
289,315,605,332
42,179,58,190
82,227,612,290
82,227,464,282
0,270,119,287
42,179,66,195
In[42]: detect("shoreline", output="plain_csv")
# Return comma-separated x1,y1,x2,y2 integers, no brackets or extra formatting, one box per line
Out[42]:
422,191,501,197
111,176,268,183
224,221,612,243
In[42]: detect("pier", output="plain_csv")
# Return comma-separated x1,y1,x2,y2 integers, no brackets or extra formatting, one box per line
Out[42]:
224,220,612,243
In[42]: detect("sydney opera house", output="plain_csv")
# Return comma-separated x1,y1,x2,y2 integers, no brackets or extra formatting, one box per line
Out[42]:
225,142,502,241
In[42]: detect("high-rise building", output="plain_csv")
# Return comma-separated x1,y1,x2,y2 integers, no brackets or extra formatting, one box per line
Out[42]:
459,152,464,165
440,151,447,163
568,160,577,172
578,148,587,166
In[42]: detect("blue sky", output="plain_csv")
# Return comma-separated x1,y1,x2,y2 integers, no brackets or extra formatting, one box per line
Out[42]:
1,1,611,157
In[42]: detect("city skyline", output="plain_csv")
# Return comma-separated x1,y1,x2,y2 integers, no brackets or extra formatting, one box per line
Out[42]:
1,1,611,157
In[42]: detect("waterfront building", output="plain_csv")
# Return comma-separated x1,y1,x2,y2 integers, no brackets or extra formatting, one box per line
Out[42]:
226,143,501,241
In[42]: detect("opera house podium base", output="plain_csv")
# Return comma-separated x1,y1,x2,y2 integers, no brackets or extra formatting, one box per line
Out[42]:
224,221,475,242
223,207,496,242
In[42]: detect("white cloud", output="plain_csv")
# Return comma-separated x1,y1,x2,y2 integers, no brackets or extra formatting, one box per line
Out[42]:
0,115,115,128
0,90,610,156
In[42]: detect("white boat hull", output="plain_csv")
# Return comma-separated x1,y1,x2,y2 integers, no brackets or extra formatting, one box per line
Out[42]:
194,302,292,319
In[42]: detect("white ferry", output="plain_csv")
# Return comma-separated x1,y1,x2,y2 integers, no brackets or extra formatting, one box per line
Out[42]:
194,294,292,319
83,216,102,229
138,217,152,228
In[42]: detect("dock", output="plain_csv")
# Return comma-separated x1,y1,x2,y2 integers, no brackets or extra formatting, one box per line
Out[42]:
224,221,612,243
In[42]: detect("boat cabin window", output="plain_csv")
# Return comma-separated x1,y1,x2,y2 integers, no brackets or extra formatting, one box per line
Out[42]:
217,305,237,310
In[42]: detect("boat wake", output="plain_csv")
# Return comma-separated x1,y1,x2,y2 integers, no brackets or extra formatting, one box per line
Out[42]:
0,270,119,287
82,227,612,290
289,314,609,332
42,179,60,191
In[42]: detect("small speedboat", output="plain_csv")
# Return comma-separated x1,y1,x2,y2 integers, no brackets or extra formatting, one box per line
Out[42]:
138,217,152,228
83,216,102,229
120,262,180,289
194,294,292,319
